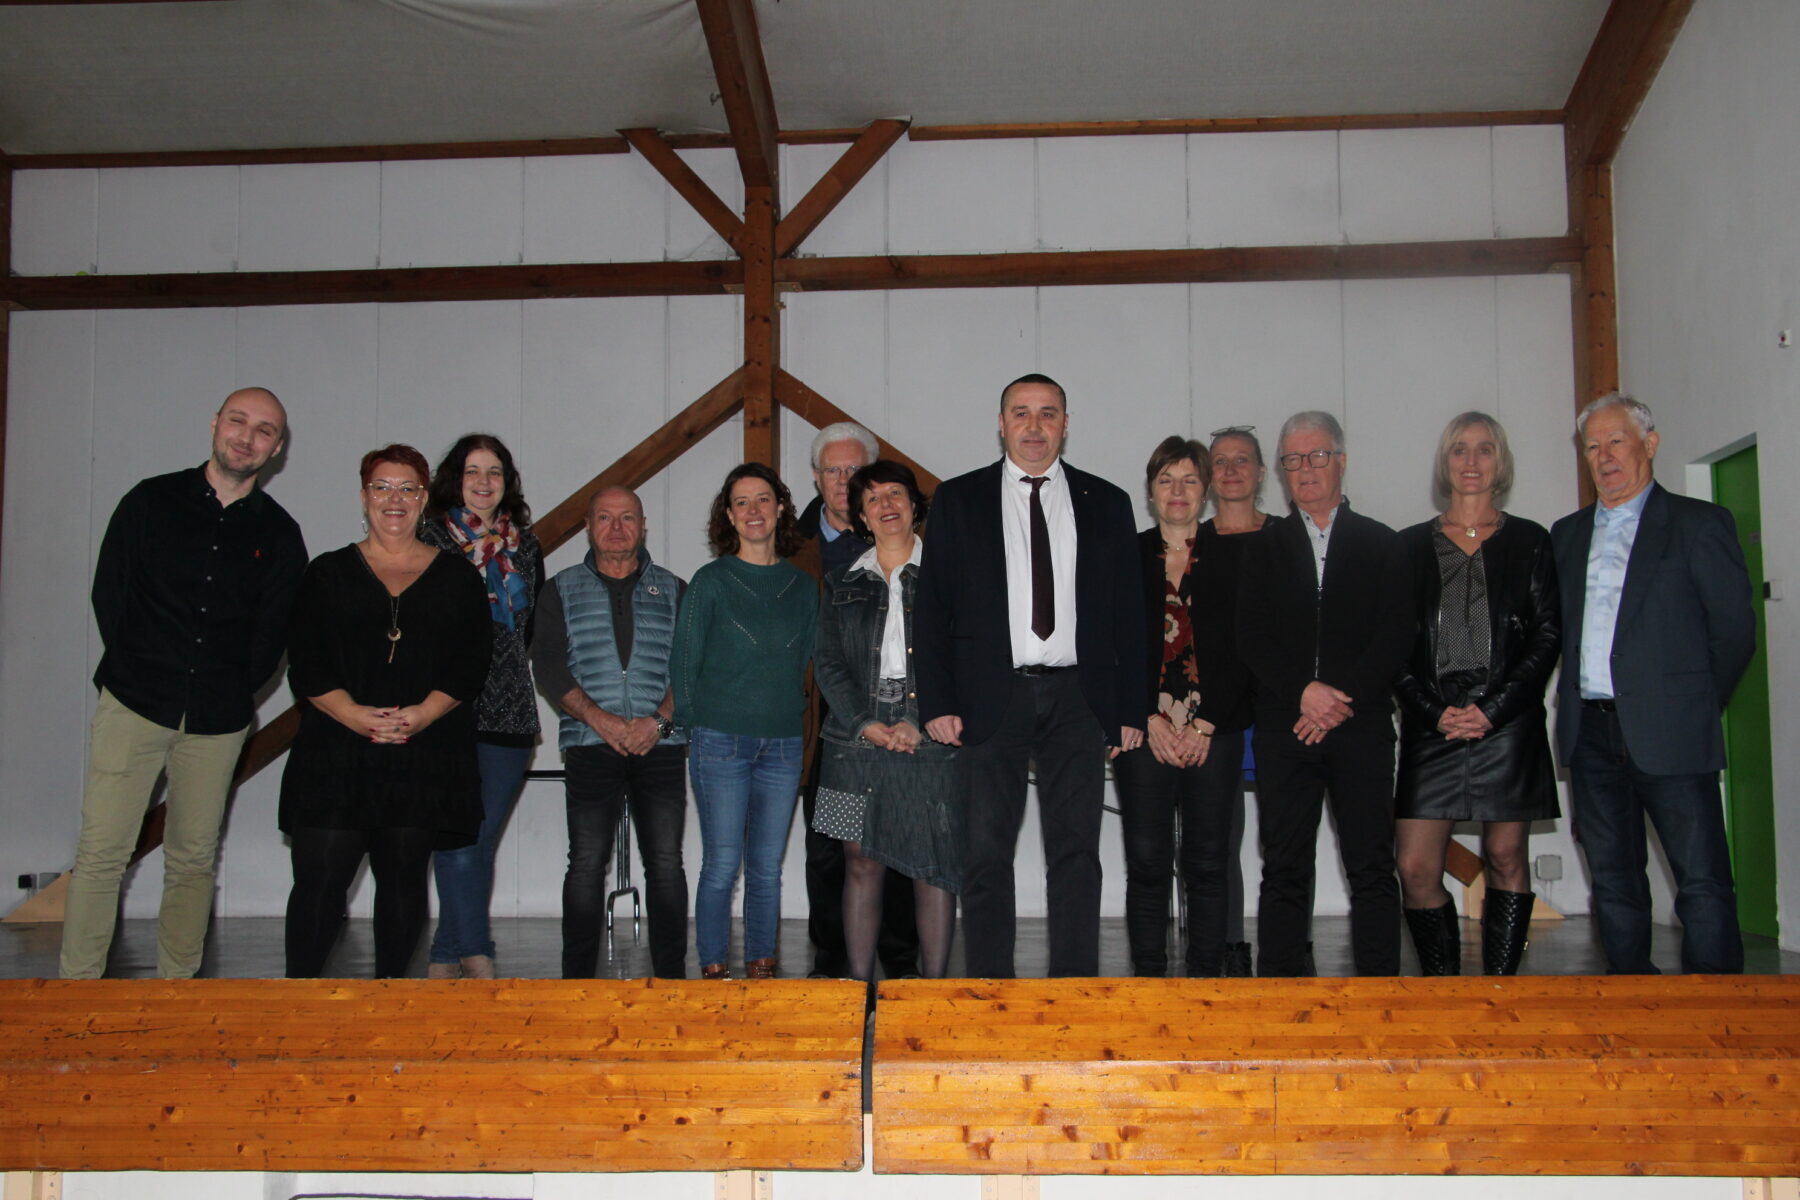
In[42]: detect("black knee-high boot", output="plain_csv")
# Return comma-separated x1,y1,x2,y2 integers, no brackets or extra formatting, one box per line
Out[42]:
1404,902,1462,976
1482,888,1535,975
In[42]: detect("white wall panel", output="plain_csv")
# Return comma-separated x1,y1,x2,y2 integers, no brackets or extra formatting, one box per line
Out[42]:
1188,130,1341,249
886,137,1036,254
783,289,890,502
1492,124,1569,239
374,301,523,458
1341,277,1499,525
378,159,524,269
1341,128,1494,244
1495,275,1579,528
887,288,1037,481
780,142,888,257
1189,279,1345,444
664,148,742,262
96,166,240,275
0,312,98,895
238,162,380,272
1039,284,1189,498
10,168,98,275
1038,136,1187,252
523,153,669,265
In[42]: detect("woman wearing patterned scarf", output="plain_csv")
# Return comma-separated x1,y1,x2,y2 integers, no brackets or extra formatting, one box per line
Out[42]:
421,433,543,978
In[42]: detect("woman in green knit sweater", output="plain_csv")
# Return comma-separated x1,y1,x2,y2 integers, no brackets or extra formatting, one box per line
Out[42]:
673,462,819,980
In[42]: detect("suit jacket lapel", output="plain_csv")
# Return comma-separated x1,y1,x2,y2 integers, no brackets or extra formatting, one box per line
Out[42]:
974,461,1009,606
1615,483,1670,639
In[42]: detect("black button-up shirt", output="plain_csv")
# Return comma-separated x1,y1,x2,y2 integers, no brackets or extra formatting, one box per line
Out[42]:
92,465,308,734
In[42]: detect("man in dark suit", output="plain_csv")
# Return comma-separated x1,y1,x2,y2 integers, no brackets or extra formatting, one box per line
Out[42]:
1237,410,1413,976
915,373,1145,978
1551,393,1755,975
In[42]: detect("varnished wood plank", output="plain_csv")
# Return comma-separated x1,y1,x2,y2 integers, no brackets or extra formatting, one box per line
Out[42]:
1564,0,1696,175
910,111,1563,142
775,120,908,257
0,979,864,1173
8,136,629,170
695,0,780,191
1,260,742,311
773,370,939,492
621,127,746,251
872,978,1800,1176
781,238,1582,292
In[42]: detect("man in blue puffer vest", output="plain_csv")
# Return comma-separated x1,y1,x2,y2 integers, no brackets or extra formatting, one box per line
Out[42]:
533,486,689,978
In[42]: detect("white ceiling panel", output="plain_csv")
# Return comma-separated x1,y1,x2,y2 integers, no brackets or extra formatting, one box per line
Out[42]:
0,1,1609,157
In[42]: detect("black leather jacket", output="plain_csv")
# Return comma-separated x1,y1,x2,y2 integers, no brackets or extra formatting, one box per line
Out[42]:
1393,514,1561,731
814,550,921,744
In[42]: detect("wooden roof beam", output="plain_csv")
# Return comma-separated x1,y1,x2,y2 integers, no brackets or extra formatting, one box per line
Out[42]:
780,237,1580,292
621,127,746,250
912,110,1562,141
776,119,908,258
1563,0,1695,177
0,259,743,310
695,0,780,191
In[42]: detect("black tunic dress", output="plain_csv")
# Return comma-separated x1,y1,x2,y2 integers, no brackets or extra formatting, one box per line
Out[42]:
1393,515,1561,822
279,545,492,846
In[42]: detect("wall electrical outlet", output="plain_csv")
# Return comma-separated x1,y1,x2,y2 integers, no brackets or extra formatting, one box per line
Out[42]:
1780,329,1794,349
16,872,60,892
1534,854,1563,882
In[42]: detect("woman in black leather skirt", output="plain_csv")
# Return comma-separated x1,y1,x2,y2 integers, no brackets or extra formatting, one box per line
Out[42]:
1394,412,1560,975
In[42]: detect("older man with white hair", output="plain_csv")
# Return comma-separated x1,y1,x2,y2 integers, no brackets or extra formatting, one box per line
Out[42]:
1237,410,1413,977
1551,393,1755,975
795,421,920,979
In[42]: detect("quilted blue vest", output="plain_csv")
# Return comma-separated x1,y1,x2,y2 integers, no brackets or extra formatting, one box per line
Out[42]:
554,553,686,750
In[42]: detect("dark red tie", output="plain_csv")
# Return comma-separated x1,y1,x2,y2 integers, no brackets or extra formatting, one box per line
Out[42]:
1026,475,1055,640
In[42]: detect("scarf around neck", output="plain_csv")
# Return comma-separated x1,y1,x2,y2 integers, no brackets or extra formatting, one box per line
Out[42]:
447,507,529,630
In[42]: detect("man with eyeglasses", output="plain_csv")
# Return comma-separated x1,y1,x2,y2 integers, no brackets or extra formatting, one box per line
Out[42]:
793,422,920,980
1237,410,1413,976
61,387,308,979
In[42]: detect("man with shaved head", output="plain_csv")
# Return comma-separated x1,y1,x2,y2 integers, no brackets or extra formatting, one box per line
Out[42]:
61,387,308,978
532,485,691,978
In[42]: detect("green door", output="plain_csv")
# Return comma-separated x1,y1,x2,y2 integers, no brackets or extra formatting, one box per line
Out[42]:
1712,445,1778,939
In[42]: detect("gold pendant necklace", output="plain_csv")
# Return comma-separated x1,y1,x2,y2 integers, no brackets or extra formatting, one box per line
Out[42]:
386,594,402,664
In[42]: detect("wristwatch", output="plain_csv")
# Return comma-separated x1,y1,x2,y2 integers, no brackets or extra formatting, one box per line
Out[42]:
654,714,675,739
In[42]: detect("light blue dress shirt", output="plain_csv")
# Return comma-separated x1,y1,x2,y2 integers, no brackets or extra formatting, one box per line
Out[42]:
1579,483,1655,699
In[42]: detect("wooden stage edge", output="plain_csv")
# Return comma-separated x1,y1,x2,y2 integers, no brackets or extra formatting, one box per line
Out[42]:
3,976,1798,1178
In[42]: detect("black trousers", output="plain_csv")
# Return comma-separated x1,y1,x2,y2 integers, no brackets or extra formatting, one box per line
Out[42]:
1113,731,1244,976
562,743,690,980
1253,724,1401,976
961,670,1106,978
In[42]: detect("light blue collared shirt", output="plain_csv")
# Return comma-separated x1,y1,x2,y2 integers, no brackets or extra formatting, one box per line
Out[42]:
1579,483,1655,699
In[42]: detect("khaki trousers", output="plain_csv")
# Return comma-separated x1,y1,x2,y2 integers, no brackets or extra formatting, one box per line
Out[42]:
59,689,248,979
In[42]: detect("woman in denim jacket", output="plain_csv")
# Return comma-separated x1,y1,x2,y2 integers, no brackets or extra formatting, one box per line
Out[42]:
812,461,962,980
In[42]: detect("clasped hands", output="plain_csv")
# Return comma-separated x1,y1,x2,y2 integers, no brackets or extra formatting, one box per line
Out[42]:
1293,681,1354,746
1436,703,1494,741
348,703,433,745
1147,713,1214,767
589,710,665,756
861,720,924,753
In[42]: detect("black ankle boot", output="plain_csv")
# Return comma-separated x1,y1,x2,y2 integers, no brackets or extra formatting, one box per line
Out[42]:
1220,942,1253,978
1483,888,1535,975
1404,902,1463,976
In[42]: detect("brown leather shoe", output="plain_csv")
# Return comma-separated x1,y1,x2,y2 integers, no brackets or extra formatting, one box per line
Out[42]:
745,957,779,980
701,963,733,981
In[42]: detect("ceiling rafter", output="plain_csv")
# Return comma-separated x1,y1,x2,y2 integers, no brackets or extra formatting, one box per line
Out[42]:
776,120,908,258
1563,0,1695,177
695,0,780,191
621,127,746,251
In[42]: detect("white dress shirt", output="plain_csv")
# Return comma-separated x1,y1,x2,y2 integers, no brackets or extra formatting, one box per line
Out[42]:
850,537,923,680
1579,483,1653,699
1001,456,1079,668
1304,503,1341,589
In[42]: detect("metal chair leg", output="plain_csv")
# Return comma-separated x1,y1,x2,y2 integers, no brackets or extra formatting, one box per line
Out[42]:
605,801,641,940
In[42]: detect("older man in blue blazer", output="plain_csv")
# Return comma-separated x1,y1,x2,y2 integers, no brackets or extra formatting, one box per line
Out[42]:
1552,393,1755,975
916,373,1145,978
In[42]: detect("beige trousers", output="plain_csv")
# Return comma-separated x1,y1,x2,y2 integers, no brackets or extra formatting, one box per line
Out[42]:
59,688,248,979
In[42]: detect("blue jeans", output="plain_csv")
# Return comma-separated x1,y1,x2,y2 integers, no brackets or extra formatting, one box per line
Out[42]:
689,727,803,967
1569,706,1743,974
429,741,530,963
